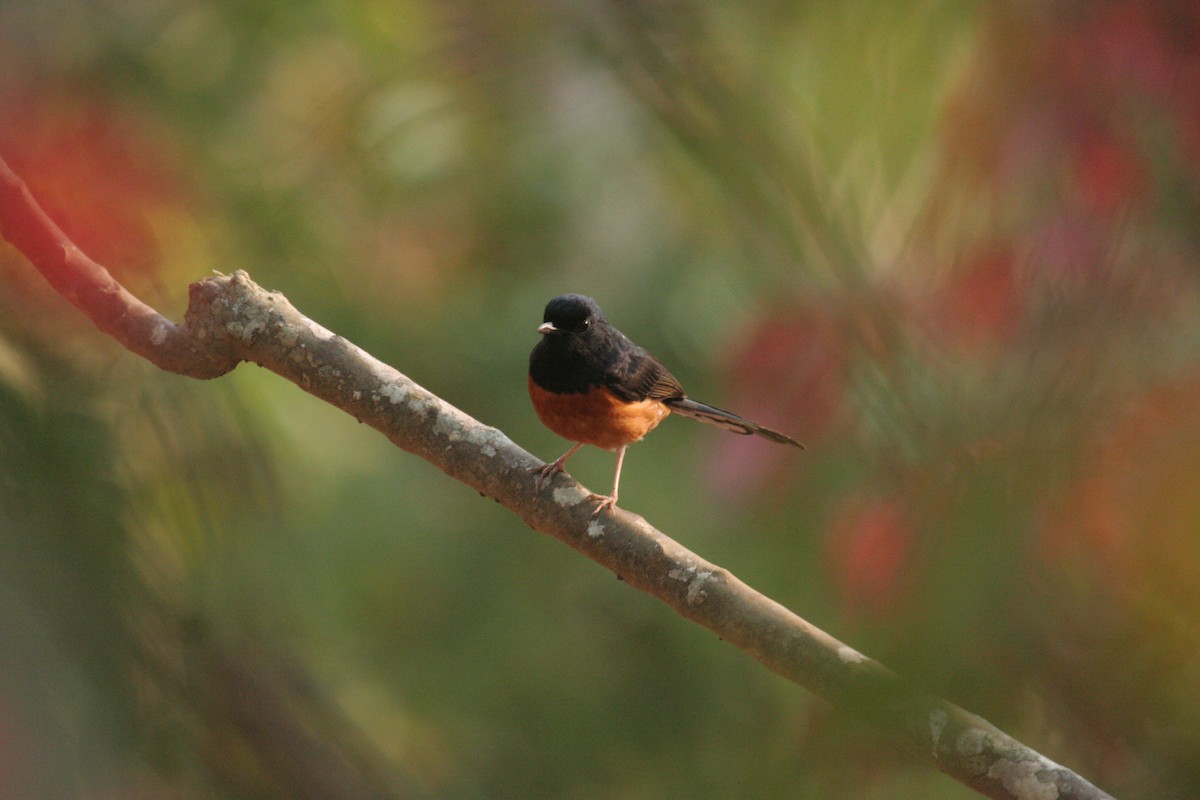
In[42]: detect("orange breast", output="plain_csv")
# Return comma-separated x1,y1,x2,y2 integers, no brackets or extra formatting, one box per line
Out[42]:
529,377,670,451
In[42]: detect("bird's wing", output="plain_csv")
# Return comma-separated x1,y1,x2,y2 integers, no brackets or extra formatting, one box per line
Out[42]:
606,344,685,402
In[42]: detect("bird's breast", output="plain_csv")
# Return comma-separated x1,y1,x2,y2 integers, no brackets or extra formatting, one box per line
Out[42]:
528,377,670,451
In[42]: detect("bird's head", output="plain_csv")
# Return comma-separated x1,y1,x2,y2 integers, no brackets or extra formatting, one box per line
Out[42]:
538,294,605,337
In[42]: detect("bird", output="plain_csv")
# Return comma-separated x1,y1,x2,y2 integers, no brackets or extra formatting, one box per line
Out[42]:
528,294,803,517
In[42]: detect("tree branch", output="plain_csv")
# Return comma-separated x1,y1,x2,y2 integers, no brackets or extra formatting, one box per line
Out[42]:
0,153,1114,800
0,156,237,378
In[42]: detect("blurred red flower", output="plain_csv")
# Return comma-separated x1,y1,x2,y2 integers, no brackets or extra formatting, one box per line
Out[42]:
0,89,189,286
931,250,1023,353
705,302,848,501
1073,131,1147,215
825,495,915,619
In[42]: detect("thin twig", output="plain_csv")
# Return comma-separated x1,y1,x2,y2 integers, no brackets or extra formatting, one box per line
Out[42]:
0,156,236,378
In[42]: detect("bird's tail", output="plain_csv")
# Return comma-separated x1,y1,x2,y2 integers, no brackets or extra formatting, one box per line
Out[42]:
664,398,804,449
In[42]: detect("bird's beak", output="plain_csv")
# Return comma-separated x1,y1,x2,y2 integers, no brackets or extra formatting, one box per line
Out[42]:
537,322,558,335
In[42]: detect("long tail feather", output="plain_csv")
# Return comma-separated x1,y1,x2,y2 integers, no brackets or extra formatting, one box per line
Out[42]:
664,398,804,448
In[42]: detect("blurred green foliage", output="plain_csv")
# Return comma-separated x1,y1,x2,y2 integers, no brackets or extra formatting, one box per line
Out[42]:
2,1,1200,798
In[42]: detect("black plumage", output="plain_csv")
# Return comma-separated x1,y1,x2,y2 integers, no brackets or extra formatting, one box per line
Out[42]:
529,294,683,400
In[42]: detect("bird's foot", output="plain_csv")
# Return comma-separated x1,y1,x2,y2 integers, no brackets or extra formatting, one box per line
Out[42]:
586,493,618,518
530,461,568,493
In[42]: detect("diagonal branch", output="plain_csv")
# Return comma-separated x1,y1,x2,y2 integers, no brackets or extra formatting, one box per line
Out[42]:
0,153,1114,800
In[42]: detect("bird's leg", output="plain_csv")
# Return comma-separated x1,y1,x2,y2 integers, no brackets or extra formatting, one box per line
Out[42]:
530,442,586,492
587,445,626,517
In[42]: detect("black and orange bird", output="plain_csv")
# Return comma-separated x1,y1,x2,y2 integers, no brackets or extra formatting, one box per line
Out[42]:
528,294,804,516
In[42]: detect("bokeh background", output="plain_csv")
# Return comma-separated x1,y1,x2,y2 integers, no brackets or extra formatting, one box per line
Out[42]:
2,1,1199,798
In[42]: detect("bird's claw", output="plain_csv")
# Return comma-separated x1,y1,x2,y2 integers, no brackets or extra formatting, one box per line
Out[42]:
530,461,566,493
587,493,618,518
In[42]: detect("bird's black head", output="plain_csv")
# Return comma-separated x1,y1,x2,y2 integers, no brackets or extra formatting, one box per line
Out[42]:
530,294,632,393
539,294,605,336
